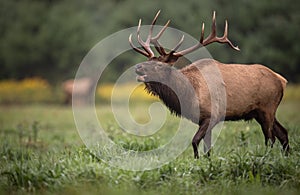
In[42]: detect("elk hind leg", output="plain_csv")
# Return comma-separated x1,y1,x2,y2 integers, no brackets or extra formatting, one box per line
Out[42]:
273,118,289,152
203,128,212,157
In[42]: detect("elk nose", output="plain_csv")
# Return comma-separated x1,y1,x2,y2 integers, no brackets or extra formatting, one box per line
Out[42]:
135,64,143,69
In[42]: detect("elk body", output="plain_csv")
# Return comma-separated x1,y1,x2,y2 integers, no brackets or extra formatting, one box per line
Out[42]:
130,11,289,158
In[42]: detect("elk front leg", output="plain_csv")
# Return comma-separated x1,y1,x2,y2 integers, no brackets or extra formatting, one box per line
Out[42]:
255,111,276,147
192,119,216,159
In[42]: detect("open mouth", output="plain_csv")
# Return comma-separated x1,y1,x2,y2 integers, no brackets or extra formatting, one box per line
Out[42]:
135,66,147,82
136,75,146,82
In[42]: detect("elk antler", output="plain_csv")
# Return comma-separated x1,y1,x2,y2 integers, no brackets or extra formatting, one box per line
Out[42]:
173,11,240,57
129,11,239,63
129,10,170,58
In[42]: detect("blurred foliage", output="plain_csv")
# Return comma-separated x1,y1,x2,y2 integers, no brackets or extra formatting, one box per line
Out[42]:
0,79,158,104
97,83,158,102
0,78,52,104
0,0,299,83
283,85,300,102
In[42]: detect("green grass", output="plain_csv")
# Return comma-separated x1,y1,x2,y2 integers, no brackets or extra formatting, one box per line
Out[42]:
0,101,299,194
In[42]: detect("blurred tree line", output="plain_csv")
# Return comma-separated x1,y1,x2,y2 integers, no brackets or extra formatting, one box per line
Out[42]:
0,0,299,83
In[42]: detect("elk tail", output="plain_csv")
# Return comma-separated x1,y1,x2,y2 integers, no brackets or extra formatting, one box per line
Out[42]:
274,73,287,90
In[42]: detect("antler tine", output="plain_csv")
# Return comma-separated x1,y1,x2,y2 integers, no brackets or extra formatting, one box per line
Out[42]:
219,20,240,51
224,20,228,38
150,10,161,28
129,34,150,57
200,23,205,43
173,20,209,57
137,19,155,58
211,11,217,36
173,31,203,57
202,11,217,46
150,10,170,56
151,20,170,55
151,20,170,40
170,35,185,53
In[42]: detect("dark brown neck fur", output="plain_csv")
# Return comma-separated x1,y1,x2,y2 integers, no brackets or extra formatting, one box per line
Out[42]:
145,82,181,116
143,69,199,123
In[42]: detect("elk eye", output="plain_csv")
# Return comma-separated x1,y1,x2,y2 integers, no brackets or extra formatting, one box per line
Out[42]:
156,63,163,68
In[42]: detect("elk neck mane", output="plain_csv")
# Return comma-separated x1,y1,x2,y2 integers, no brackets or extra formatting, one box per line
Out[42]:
144,82,182,117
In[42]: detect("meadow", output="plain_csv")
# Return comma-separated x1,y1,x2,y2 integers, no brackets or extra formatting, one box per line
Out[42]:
0,85,299,194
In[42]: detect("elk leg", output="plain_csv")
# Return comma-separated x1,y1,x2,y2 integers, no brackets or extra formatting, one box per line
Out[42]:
203,128,212,157
64,93,71,105
273,118,289,152
255,116,268,146
192,126,207,159
192,119,216,159
255,111,276,147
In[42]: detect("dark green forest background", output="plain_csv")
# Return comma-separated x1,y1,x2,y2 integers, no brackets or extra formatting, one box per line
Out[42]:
1,0,299,83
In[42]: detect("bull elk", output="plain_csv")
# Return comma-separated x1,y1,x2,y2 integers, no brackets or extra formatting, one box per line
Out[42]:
129,11,289,159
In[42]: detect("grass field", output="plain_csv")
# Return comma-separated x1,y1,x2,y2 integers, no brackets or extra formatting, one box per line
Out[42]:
0,100,299,194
